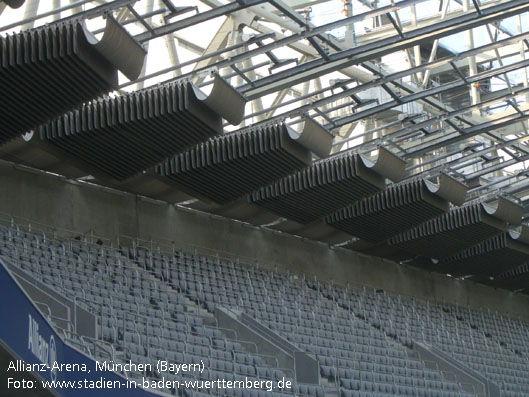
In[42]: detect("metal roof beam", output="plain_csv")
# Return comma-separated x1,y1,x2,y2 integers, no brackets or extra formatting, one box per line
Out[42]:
343,86,529,154
134,0,268,42
408,133,529,175
329,58,529,128
242,0,529,99
407,111,529,158
160,0,431,87
464,154,529,180
239,33,529,126
119,33,274,89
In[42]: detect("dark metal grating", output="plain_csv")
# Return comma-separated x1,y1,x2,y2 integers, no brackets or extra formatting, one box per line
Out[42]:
326,175,467,242
249,147,405,224
437,232,529,279
387,198,523,259
0,16,145,145
157,123,315,204
39,80,232,181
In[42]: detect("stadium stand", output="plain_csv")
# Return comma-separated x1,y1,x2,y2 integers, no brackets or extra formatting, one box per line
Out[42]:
2,218,527,396
0,222,297,396
314,282,529,397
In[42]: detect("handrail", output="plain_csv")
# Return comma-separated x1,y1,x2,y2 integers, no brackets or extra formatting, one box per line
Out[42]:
255,354,280,370
0,212,113,247
50,316,76,335
277,366,295,380
64,335,92,356
233,339,258,354
80,335,116,362
115,307,247,357
0,241,20,265
33,300,52,320
201,325,237,341
422,359,441,371
459,382,477,395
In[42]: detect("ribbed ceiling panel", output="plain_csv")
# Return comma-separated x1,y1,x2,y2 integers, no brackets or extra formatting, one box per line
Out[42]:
0,17,145,145
157,123,313,204
437,233,529,278
326,177,460,242
387,199,522,259
249,147,405,224
39,81,226,181
249,153,383,224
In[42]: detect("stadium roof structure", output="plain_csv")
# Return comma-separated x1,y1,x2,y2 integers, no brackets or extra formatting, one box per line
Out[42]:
2,0,529,293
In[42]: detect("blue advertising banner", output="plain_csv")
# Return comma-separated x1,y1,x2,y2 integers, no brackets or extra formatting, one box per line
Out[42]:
0,258,161,397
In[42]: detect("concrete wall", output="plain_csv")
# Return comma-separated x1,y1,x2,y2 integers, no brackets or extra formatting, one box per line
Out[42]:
1,161,529,320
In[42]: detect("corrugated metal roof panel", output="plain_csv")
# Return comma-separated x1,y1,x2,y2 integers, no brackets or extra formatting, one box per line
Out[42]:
157,123,315,204
0,17,145,145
